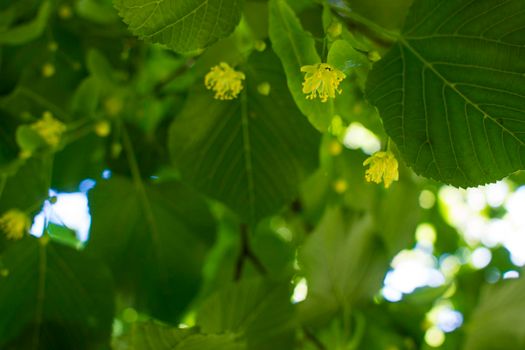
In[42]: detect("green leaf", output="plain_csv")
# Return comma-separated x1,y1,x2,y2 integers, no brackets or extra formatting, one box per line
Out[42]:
366,0,525,187
116,322,246,350
269,0,334,131
176,334,245,350
0,237,115,349
169,49,320,224
87,176,216,323
0,0,51,45
327,39,370,89
197,277,295,350
114,0,244,53
0,156,51,215
15,125,48,155
464,277,525,350
299,207,388,321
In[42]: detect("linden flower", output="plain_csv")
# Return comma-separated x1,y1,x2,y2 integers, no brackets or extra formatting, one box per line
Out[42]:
301,63,346,102
363,151,399,188
31,112,66,147
205,62,246,100
0,209,30,240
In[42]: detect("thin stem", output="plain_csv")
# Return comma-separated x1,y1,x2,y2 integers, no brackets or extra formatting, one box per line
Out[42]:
0,175,6,202
333,5,400,43
234,224,266,280
17,87,69,121
121,125,160,249
303,327,326,350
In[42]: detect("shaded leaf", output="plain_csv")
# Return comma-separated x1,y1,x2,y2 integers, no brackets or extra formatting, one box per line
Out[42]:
197,278,295,350
169,49,320,224
0,237,114,349
299,207,388,321
87,176,216,323
464,275,525,350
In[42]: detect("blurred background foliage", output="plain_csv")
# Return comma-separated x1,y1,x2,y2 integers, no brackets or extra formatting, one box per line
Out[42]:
1,0,525,349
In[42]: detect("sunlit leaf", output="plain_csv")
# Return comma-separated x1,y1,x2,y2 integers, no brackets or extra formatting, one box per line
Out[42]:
268,0,334,131
367,0,525,187
114,0,244,53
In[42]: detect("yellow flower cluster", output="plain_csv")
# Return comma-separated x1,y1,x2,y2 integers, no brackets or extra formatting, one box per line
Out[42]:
301,63,346,102
363,151,399,188
205,63,246,100
0,209,30,240
31,112,66,147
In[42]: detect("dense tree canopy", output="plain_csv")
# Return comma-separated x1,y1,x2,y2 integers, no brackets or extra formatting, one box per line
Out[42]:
1,0,525,349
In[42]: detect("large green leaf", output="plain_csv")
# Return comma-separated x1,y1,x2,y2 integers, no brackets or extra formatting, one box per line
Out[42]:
0,237,114,349
115,323,245,350
464,276,525,350
114,0,244,53
366,0,525,187
87,176,216,323
197,278,295,350
268,0,334,131
169,50,320,224
299,207,388,322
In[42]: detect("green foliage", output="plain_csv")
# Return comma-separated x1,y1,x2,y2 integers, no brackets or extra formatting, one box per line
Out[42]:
1,0,525,349
116,323,244,350
367,0,525,187
169,50,320,224
0,237,114,349
115,0,244,53
87,176,216,323
268,0,333,131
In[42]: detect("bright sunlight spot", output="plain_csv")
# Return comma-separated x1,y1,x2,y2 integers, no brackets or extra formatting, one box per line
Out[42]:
343,122,381,155
30,180,94,242
292,278,308,304
425,326,445,347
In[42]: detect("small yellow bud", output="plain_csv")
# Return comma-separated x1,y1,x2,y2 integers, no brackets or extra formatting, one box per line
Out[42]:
104,97,123,117
19,150,32,159
0,269,9,277
254,40,266,52
111,143,122,158
42,63,55,77
30,112,66,147
257,82,271,96
352,103,363,114
48,42,58,52
40,234,50,246
94,120,111,137
333,179,348,194
301,63,346,102
363,151,399,188
328,140,343,156
58,5,72,19
327,21,343,39
0,209,30,240
368,51,381,62
204,62,245,100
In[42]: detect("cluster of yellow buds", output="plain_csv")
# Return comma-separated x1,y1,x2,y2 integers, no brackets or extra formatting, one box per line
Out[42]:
363,151,399,188
0,209,30,240
204,63,246,100
31,112,66,147
204,60,347,104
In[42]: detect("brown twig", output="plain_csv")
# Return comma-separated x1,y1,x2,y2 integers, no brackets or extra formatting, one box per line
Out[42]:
234,223,266,280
